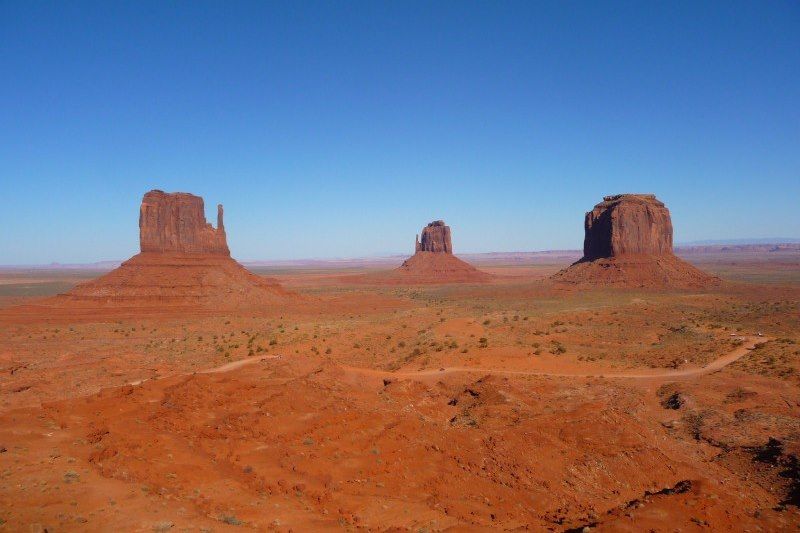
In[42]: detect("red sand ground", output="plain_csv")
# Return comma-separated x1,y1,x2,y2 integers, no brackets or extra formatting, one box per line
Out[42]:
0,253,798,531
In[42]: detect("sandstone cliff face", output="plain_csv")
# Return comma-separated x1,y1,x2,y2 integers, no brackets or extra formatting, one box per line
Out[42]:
552,193,718,288
415,220,453,254
139,190,229,255
583,194,673,260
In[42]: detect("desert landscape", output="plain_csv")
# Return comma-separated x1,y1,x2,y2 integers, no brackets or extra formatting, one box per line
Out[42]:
3,3,798,531
1,190,798,531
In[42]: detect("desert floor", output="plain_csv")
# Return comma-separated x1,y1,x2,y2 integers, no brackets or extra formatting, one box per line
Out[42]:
0,254,798,531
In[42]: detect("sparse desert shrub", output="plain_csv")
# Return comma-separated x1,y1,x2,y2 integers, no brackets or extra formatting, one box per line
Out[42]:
220,514,242,526
550,341,566,355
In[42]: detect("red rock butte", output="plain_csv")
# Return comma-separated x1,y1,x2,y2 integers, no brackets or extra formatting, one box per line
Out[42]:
139,190,230,255
393,220,491,283
415,220,453,254
48,190,291,310
552,194,719,288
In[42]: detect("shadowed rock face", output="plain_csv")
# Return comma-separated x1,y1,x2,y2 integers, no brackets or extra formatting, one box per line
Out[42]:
139,190,229,255
415,220,453,254
583,194,673,260
551,193,718,288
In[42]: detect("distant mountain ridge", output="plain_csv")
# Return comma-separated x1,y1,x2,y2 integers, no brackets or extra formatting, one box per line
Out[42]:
677,238,800,245
2,241,799,270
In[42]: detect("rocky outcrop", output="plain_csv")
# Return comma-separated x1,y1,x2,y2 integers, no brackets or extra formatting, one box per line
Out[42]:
583,194,672,260
552,194,719,288
346,220,490,284
415,221,453,254
52,189,292,310
139,190,229,255
378,220,490,283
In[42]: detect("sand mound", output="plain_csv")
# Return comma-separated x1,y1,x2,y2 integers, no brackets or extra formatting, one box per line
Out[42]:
551,254,719,288
351,252,492,285
49,252,291,308
350,219,492,284
396,251,492,281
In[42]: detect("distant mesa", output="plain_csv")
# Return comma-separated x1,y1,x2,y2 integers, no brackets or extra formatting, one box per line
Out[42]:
552,194,719,288
393,220,492,283
51,189,291,309
583,194,672,259
340,219,491,285
415,220,452,254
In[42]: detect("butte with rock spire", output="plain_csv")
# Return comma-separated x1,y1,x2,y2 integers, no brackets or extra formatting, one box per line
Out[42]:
50,189,291,310
391,220,491,283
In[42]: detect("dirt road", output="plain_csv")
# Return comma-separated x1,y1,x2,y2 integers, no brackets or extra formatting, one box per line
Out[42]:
133,336,763,386
341,336,763,381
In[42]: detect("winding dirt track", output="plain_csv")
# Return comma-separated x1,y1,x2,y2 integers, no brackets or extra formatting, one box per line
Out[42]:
341,336,765,381
140,335,764,386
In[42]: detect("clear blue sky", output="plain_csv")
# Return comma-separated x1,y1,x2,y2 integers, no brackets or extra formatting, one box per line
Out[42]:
2,1,798,264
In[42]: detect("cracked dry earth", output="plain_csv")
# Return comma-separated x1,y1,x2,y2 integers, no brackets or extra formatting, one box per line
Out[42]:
1,269,799,531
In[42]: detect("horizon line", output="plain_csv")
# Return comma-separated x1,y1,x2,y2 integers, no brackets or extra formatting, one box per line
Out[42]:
2,239,799,269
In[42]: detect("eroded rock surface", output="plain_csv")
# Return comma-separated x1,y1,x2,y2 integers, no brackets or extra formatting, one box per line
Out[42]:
139,190,229,255
583,194,672,259
553,194,719,288
416,220,453,254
